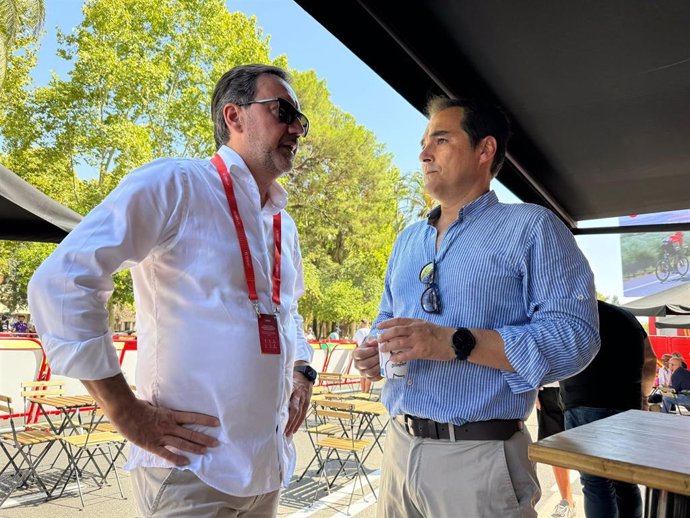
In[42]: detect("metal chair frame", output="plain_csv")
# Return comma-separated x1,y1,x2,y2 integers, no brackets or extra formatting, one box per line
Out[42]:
0,395,60,506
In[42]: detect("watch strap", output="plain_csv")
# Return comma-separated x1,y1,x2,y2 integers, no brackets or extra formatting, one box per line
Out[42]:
294,365,317,383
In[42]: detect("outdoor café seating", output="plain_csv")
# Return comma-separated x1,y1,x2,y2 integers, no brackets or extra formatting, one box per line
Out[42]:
51,405,127,509
0,394,61,507
20,380,65,426
309,399,376,515
659,387,690,415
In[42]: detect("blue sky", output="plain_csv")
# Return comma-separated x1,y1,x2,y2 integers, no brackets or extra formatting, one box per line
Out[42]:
31,0,625,299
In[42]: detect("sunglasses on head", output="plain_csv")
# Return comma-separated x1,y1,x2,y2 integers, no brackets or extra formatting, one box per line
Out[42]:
239,97,309,137
419,261,441,314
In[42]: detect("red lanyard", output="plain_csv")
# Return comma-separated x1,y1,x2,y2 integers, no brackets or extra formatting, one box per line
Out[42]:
211,154,281,314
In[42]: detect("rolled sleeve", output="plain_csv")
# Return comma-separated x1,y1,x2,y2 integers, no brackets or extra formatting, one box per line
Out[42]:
499,212,600,393
39,331,121,380
28,159,187,381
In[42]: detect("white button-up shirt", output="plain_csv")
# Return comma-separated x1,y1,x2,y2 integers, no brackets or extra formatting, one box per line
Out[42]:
28,146,312,496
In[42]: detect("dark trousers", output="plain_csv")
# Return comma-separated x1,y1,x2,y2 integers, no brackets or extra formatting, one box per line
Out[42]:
565,407,643,518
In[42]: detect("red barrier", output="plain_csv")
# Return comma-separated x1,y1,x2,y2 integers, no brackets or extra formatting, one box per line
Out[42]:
649,335,690,359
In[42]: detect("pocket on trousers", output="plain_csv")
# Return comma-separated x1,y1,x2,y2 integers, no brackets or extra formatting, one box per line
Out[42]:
492,442,521,513
142,468,179,517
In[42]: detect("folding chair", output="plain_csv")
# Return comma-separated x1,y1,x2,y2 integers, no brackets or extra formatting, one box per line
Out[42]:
20,380,65,426
311,400,376,514
660,388,690,415
318,347,352,391
296,409,342,482
0,394,60,506
51,406,127,508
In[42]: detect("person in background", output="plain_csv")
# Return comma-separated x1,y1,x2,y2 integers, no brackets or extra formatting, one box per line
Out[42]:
304,326,316,341
29,64,315,518
11,315,28,334
656,353,672,387
661,355,690,413
352,319,371,347
0,315,9,332
671,351,688,369
352,319,373,393
560,300,657,518
328,327,340,341
536,383,576,518
353,96,599,518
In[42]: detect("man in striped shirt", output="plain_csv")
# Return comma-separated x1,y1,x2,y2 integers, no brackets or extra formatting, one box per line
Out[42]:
353,97,600,518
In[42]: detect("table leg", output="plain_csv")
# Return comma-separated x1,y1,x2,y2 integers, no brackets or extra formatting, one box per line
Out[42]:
645,487,690,518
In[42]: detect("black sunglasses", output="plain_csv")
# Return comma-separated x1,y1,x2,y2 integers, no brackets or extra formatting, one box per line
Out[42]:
419,261,441,314
239,97,309,137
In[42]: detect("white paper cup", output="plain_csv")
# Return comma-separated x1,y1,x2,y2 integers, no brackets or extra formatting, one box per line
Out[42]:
379,348,408,379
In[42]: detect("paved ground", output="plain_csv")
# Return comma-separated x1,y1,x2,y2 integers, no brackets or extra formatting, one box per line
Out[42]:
1,398,598,518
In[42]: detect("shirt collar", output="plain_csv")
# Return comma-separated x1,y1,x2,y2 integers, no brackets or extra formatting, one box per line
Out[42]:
215,145,288,213
426,190,498,225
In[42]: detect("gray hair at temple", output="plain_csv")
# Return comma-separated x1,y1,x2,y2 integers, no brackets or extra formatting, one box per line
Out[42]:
425,96,511,177
211,64,292,149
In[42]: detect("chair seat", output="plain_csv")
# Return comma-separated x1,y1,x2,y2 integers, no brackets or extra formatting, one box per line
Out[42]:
93,423,119,433
62,431,125,447
323,393,351,400
306,423,341,435
1,429,59,445
318,437,370,452
350,392,378,401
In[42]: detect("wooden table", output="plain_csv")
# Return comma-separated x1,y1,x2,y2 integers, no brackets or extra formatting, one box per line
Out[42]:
28,395,95,434
529,410,690,517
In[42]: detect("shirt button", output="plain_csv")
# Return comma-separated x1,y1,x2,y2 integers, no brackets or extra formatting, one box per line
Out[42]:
407,378,413,386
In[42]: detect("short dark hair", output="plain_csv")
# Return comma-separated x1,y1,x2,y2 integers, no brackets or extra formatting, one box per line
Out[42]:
211,64,291,149
425,96,511,176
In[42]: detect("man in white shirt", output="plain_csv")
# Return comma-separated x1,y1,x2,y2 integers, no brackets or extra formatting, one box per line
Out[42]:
28,64,315,517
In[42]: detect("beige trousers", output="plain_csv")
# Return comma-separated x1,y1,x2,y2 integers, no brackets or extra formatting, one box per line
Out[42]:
377,418,541,518
131,468,280,518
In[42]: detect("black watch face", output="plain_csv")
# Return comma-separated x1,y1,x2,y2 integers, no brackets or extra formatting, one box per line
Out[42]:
453,328,476,360
297,365,317,382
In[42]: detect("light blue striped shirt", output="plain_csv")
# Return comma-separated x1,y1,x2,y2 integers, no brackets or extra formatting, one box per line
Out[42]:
376,191,600,425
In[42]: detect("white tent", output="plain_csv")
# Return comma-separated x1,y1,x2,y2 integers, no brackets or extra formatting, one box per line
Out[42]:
621,283,690,317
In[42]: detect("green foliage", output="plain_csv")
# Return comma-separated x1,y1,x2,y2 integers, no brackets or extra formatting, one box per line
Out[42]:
0,0,44,87
0,241,54,312
0,0,413,330
284,70,400,325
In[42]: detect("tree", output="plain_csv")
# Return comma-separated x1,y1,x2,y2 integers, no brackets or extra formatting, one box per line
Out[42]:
284,70,401,328
0,0,44,87
398,170,435,223
0,0,411,330
1,0,278,309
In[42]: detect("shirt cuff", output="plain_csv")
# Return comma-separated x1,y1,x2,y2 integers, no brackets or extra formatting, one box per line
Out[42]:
498,326,549,394
40,331,123,380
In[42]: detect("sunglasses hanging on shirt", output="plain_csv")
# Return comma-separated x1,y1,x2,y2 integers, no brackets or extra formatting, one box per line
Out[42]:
419,261,441,314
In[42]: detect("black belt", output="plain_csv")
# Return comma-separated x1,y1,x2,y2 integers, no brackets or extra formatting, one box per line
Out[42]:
399,415,523,441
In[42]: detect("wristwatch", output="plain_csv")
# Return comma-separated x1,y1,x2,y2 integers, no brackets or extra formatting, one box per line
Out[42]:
294,365,318,384
451,327,476,361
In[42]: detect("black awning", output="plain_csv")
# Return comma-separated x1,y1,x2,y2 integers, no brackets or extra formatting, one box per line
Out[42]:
0,164,82,243
656,315,690,329
296,0,690,231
